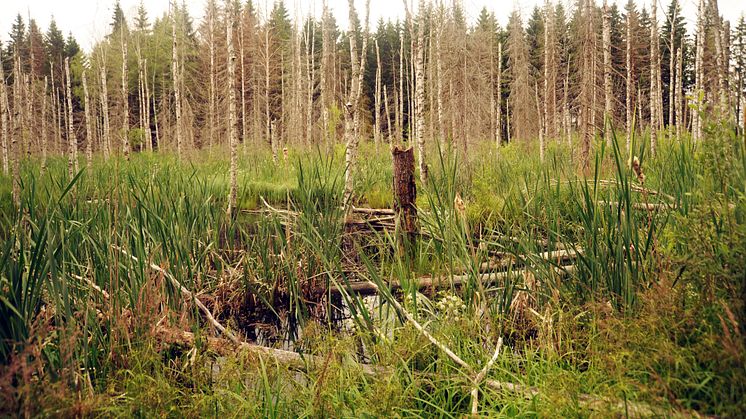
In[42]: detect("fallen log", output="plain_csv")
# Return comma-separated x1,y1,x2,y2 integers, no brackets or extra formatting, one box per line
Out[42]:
330,265,577,296
114,245,384,376
352,206,395,216
451,248,581,275
597,200,675,211
130,246,679,417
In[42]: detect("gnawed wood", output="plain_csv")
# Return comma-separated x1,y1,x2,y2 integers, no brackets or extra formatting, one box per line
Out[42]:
392,146,418,257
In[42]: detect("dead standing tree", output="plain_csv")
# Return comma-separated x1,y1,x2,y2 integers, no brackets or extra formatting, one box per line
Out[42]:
579,0,595,169
64,57,78,177
625,3,634,154
392,146,418,259
172,5,184,160
649,0,660,157
0,50,9,176
227,4,238,218
602,0,612,145
99,51,112,160
342,0,371,214
319,1,331,145
121,26,130,160
82,70,93,168
405,0,428,184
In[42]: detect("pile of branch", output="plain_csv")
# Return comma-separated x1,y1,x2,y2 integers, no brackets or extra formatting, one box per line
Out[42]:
115,245,679,417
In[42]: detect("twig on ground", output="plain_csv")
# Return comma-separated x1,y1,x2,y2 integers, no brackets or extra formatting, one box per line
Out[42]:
471,337,503,415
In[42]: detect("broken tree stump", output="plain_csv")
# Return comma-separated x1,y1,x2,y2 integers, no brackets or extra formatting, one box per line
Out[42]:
392,146,418,259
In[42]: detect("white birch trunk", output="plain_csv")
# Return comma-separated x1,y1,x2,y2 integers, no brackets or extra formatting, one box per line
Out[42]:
143,59,152,151
668,5,676,129
436,9,445,148
65,57,78,176
675,48,683,141
343,0,371,211
41,77,48,173
99,56,111,159
173,11,183,159
0,51,9,175
497,42,502,148
121,28,129,159
82,70,93,168
227,9,238,218
413,0,427,183
209,3,216,148
603,0,612,145
375,39,382,146
650,1,658,156
626,9,633,154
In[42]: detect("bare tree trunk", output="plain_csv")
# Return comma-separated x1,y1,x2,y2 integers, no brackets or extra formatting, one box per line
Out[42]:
343,0,371,212
637,86,643,133
152,72,160,150
375,39,382,145
239,8,247,147
82,70,93,168
41,77,48,173
710,0,727,113
427,20,434,148
693,0,705,142
0,51,9,175
564,56,571,150
143,59,152,151
121,28,130,159
320,1,330,144
23,75,32,159
536,82,544,162
450,78,456,143
497,41,502,148
550,9,558,137
411,0,428,183
626,8,633,154
543,1,550,140
436,8,445,149
173,10,183,160
264,26,271,156
15,61,27,165
11,54,21,203
138,55,145,149
100,57,111,159
293,15,303,145
675,48,682,141
270,119,278,163
65,57,78,177
227,8,238,218
506,96,510,143
394,71,401,144
55,86,62,159
668,5,676,130
490,36,496,145
384,85,393,141
392,145,418,258
306,18,315,145
208,2,216,149
650,0,658,157
580,0,594,169
591,35,597,141
603,0,612,145
399,32,405,142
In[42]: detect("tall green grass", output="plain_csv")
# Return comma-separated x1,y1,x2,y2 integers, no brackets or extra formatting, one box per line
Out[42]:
1,124,744,416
